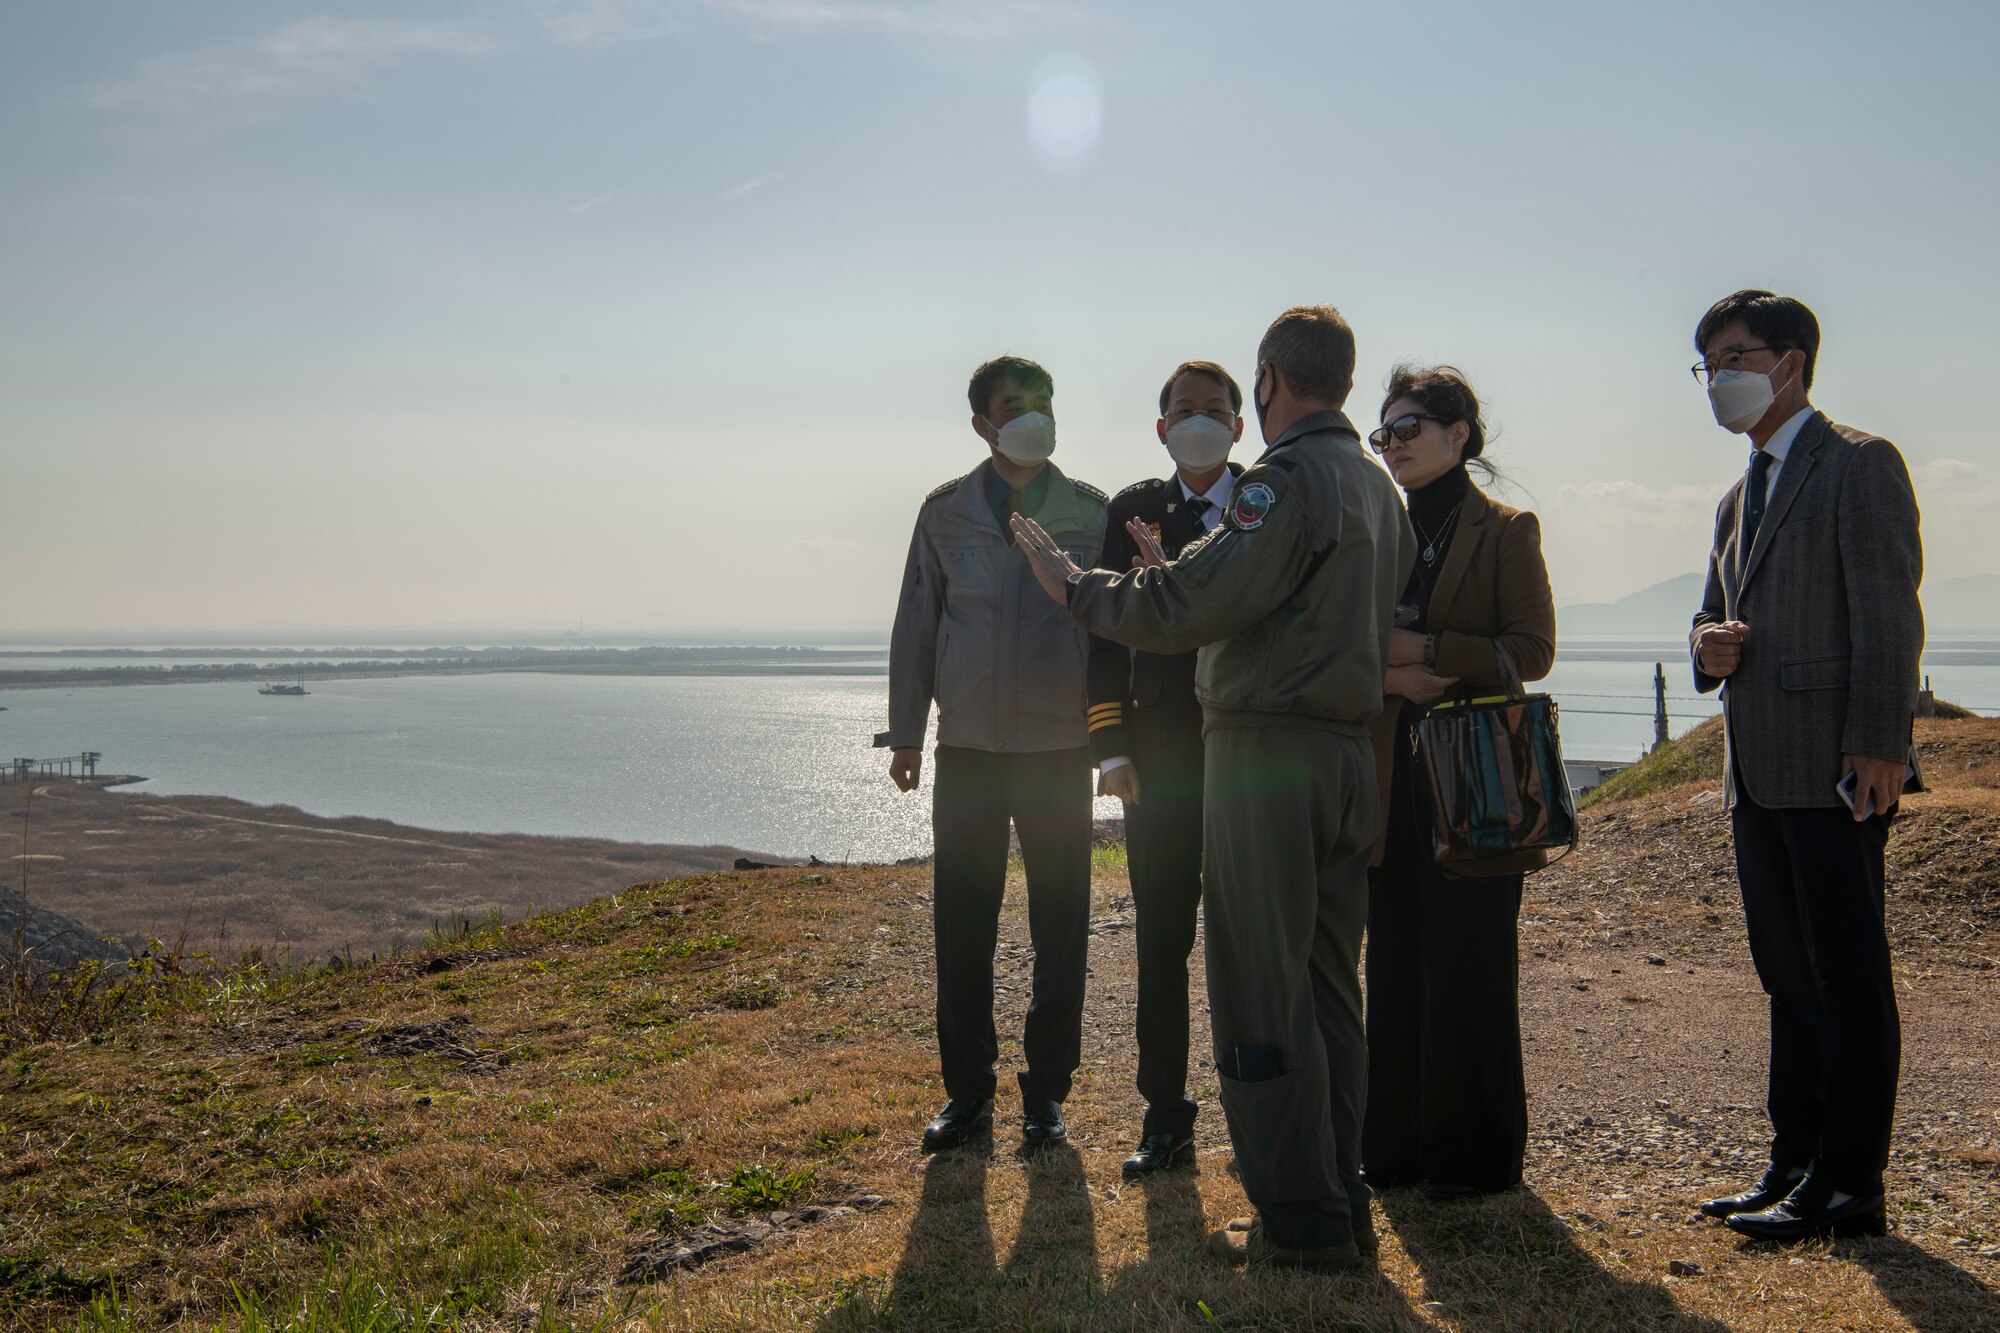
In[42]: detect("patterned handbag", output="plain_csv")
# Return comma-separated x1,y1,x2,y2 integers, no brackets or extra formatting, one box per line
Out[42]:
1410,641,1578,867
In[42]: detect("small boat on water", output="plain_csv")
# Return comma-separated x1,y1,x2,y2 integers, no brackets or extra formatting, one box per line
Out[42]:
259,668,309,697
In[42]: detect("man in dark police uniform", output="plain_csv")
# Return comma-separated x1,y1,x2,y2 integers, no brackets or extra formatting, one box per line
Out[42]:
1086,360,1246,1178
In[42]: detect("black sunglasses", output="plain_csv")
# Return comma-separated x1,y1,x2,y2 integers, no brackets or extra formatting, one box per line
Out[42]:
1367,412,1450,453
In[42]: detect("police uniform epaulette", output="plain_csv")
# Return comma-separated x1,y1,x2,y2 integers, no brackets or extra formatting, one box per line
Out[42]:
924,475,964,503
1114,478,1166,501
1071,479,1108,503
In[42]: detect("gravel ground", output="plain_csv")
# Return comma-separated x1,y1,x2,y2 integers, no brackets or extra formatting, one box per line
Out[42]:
967,718,2000,1325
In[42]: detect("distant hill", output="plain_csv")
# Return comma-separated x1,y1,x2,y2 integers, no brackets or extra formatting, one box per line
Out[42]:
1562,571,2000,637
1924,574,2000,633
1559,572,1705,637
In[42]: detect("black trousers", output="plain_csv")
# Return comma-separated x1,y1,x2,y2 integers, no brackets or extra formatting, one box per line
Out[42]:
1362,726,1528,1192
1120,706,1206,1139
1730,793,1899,1191
931,744,1093,1106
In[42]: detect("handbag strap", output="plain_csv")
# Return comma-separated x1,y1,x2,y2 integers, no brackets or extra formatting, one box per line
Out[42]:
1493,639,1527,700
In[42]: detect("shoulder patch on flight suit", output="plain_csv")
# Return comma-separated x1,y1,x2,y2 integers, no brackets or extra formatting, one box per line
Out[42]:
1226,464,1288,533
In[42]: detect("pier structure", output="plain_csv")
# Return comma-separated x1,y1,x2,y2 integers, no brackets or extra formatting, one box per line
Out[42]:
3,752,110,783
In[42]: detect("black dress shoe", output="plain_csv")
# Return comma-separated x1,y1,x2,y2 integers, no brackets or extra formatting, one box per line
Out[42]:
1699,1164,1808,1219
1122,1132,1194,1179
920,1097,992,1152
1021,1096,1067,1149
1725,1180,1887,1241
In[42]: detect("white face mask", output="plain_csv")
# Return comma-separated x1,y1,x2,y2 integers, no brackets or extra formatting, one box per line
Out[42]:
989,411,1056,464
1163,414,1236,470
1707,362,1786,433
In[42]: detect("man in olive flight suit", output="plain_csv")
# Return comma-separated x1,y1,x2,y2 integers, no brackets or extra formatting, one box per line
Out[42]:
878,355,1109,1155
1086,359,1247,1178
1014,307,1416,1270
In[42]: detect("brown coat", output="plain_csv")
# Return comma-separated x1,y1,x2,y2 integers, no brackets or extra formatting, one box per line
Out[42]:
1368,482,1557,875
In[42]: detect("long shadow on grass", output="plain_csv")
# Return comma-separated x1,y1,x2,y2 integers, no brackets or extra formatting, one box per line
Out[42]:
1829,1236,2000,1332
844,1144,998,1328
1002,1143,1101,1295
1380,1189,1731,1331
1137,1168,1208,1261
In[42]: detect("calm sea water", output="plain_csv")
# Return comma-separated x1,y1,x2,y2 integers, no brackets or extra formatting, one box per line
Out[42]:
3,651,1993,861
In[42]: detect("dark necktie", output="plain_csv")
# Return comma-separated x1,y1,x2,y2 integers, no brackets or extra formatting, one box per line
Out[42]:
1740,449,1773,567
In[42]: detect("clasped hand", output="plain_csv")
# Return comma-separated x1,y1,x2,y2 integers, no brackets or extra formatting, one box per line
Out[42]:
1696,620,1749,677
1386,663,1459,706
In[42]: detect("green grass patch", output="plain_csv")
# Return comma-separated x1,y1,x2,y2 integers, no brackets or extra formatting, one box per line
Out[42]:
3,942,353,1056
0,1253,111,1308
807,1123,879,1155
723,1162,816,1212
1579,715,1725,808
627,1164,709,1229
429,909,506,949
616,936,746,974
627,1160,818,1226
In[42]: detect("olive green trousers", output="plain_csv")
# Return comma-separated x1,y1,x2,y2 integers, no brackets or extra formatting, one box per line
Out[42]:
1202,723,1375,1250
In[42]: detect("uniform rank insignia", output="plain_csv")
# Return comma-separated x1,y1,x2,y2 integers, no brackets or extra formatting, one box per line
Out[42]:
1229,481,1277,532
1144,522,1163,546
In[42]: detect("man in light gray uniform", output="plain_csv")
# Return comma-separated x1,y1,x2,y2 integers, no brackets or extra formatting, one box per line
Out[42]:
878,355,1108,1153
1014,306,1416,1269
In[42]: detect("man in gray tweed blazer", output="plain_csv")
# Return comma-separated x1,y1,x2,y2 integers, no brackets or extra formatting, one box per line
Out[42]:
1686,290,1923,1242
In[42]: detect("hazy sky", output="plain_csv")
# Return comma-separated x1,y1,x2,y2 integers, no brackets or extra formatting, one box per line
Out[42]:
5,1,1997,639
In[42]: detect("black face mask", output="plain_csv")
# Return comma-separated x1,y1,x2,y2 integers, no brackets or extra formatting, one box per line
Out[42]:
1254,366,1275,436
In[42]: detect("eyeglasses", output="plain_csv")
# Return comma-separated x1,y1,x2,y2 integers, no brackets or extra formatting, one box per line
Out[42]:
1367,413,1450,453
1690,345,1777,385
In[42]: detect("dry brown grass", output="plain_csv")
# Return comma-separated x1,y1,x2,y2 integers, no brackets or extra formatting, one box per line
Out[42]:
3,723,1999,1330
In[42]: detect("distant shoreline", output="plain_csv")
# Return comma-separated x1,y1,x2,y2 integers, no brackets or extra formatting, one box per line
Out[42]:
10,641,2000,687
3,777,786,963
0,644,888,690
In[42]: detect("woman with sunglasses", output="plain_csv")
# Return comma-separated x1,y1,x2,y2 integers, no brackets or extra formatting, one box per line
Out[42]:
1361,364,1556,1200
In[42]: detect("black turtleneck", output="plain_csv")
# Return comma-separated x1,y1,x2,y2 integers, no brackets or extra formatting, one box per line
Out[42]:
1399,464,1471,632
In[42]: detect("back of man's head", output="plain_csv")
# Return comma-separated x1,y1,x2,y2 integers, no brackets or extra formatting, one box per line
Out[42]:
1257,305,1356,407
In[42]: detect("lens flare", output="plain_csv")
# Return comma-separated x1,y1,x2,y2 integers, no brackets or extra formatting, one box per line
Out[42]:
1027,56,1102,173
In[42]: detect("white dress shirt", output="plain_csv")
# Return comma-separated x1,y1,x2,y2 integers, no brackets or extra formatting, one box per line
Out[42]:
1754,406,1813,503
1099,468,1239,777
1182,469,1238,527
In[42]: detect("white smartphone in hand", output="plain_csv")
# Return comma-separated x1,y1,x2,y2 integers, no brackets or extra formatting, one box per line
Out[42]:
1834,769,1872,818
1834,761,1919,818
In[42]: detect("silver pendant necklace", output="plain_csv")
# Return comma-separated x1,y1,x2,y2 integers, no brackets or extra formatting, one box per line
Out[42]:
1411,502,1463,566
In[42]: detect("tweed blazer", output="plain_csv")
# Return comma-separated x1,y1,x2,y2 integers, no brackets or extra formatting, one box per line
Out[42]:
1369,482,1557,874
1690,411,1924,809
